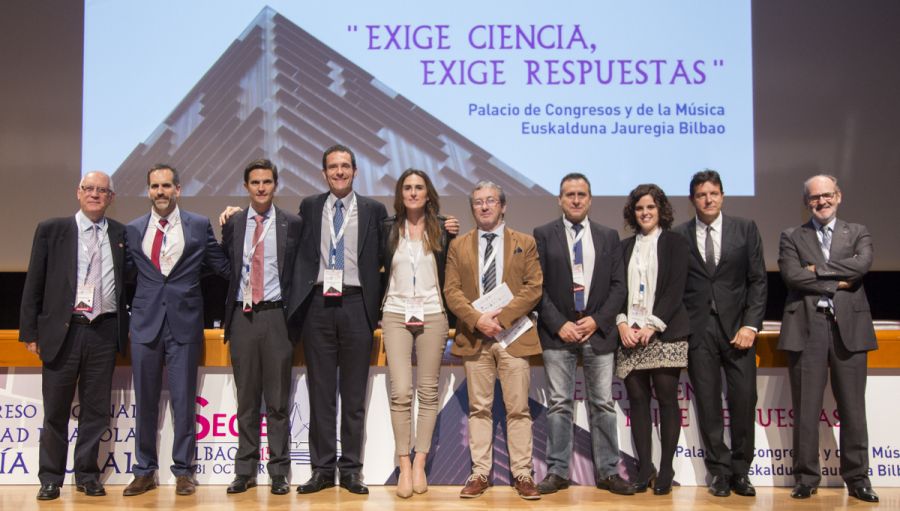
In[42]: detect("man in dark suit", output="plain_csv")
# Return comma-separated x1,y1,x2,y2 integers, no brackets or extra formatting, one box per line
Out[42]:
290,145,387,495
673,170,766,498
20,171,128,501
444,181,544,500
532,173,632,495
221,159,301,495
778,174,878,503
122,164,229,497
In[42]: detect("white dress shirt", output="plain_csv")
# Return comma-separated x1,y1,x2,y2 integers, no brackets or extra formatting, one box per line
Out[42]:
563,216,595,305
142,205,185,277
477,223,505,296
317,192,360,287
75,210,116,313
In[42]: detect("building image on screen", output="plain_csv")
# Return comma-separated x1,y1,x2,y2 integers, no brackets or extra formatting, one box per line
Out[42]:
111,7,548,197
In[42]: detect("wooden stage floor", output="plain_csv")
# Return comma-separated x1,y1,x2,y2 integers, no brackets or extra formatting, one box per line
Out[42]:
3,485,897,510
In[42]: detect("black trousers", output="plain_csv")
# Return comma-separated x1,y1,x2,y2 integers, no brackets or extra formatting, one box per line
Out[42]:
788,311,870,489
39,316,117,485
301,291,373,475
687,314,757,478
229,307,295,476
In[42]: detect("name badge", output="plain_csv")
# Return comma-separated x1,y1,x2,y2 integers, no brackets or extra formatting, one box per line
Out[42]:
242,280,253,312
323,269,344,297
404,297,425,327
74,285,95,313
572,263,586,286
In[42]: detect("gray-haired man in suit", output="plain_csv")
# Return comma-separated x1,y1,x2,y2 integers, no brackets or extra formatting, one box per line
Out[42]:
778,174,878,503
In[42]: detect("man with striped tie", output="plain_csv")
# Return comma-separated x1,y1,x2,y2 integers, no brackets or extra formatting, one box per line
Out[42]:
778,174,878,503
532,173,632,495
20,171,128,500
444,181,544,500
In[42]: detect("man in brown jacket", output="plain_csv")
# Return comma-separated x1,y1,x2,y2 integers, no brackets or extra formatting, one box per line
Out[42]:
444,181,543,500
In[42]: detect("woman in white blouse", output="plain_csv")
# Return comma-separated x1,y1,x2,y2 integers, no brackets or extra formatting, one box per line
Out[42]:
379,169,453,498
616,184,691,495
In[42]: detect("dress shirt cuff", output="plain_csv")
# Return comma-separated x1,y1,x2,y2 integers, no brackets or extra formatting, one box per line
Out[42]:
647,314,667,333
742,325,759,334
615,313,628,325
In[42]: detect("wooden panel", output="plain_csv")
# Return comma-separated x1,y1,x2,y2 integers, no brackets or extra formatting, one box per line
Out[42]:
3,327,900,368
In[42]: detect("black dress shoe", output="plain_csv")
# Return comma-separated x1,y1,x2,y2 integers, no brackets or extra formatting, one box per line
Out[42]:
848,486,879,503
36,483,60,501
297,472,335,494
730,474,755,497
76,479,106,496
596,474,636,495
270,475,290,495
339,473,369,495
226,475,257,494
790,483,817,499
536,474,569,494
709,474,731,497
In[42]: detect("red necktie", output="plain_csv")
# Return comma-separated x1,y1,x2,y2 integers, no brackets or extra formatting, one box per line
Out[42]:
251,215,265,304
150,219,168,271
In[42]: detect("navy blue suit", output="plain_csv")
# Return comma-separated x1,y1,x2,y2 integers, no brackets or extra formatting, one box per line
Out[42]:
125,209,229,477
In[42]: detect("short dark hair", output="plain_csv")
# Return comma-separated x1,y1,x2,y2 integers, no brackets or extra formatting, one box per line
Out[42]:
559,172,592,196
623,183,675,233
147,163,180,186
322,144,357,171
243,158,278,184
689,169,723,197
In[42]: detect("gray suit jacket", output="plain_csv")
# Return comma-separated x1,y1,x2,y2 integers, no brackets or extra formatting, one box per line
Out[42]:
777,219,877,352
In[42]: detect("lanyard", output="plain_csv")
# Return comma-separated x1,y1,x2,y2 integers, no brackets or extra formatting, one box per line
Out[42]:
325,194,357,266
404,219,424,296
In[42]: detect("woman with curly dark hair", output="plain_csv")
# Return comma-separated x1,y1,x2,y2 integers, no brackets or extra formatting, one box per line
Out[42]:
379,169,453,498
616,184,690,495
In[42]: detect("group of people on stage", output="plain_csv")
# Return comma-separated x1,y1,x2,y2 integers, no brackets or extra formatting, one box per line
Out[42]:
20,144,879,504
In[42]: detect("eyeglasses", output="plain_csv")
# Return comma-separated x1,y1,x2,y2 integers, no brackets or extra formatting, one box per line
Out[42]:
80,185,112,196
807,192,836,204
473,197,500,208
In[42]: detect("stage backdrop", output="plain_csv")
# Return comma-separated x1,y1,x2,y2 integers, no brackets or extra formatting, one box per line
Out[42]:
1,366,898,487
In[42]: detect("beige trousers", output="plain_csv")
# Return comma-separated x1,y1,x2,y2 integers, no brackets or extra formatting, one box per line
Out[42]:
463,340,533,478
382,312,449,456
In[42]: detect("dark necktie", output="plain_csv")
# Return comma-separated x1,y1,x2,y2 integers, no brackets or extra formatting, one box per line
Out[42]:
482,233,497,293
331,199,345,270
704,225,717,275
572,223,585,312
251,214,266,304
151,218,168,271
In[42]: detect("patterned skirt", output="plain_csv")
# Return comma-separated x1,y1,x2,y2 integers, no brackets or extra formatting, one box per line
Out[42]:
615,337,688,380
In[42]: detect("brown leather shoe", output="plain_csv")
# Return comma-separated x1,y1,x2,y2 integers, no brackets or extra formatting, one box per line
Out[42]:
123,474,158,496
514,475,541,500
459,473,489,498
175,475,197,496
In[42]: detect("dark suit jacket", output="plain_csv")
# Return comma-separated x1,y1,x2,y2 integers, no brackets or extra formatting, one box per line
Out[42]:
289,192,388,331
674,215,767,341
221,206,303,342
20,216,129,362
777,219,877,352
620,230,691,342
444,227,543,358
125,209,229,344
534,218,626,354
